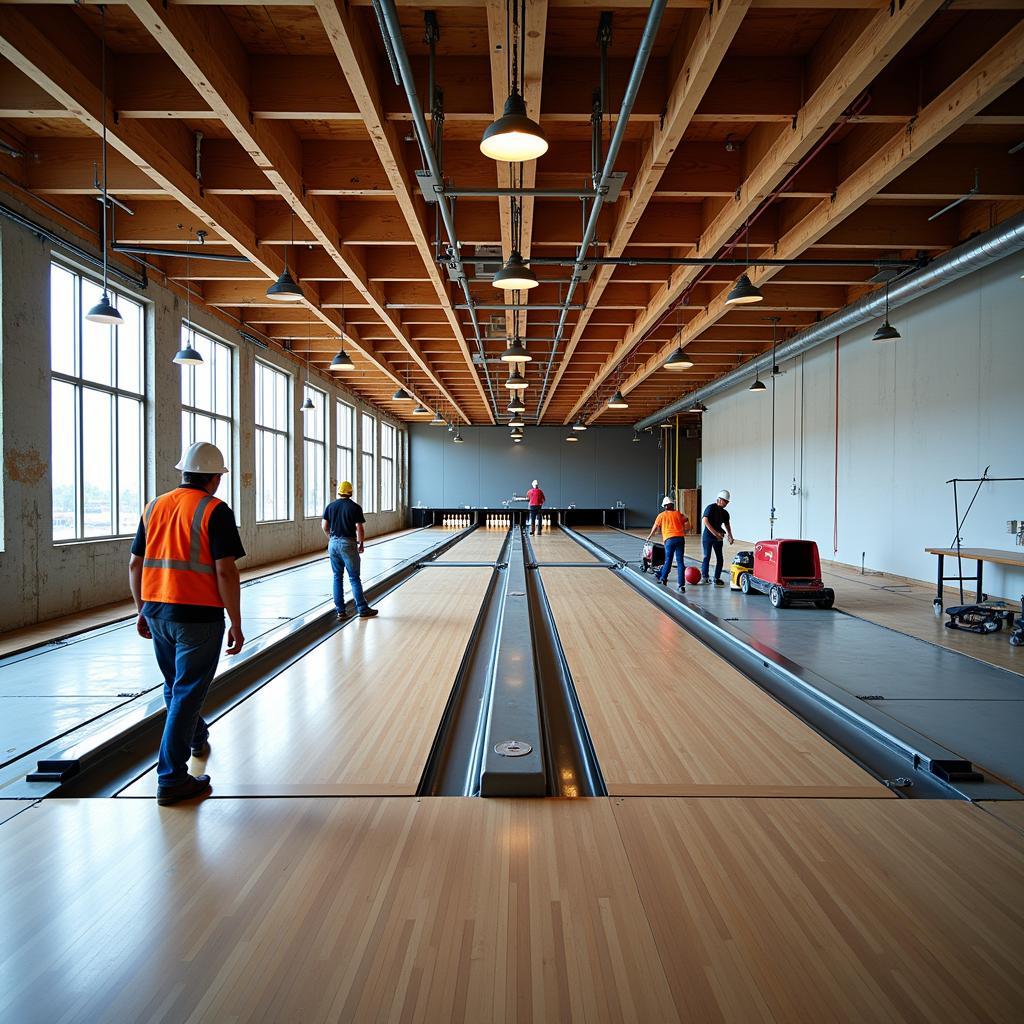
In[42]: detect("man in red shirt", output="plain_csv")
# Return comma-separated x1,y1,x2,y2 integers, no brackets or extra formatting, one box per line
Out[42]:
526,479,546,535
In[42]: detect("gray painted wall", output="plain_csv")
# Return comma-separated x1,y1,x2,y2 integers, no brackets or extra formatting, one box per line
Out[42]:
409,425,671,527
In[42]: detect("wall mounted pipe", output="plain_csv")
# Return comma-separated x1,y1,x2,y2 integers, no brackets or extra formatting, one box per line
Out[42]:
635,211,1024,430
374,0,499,421
534,0,668,422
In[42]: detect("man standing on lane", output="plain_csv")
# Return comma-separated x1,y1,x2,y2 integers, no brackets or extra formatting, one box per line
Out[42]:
646,496,690,592
128,442,245,806
701,489,734,586
322,480,379,622
526,479,546,535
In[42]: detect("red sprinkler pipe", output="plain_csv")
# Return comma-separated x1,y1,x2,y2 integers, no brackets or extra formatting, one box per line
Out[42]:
833,336,840,556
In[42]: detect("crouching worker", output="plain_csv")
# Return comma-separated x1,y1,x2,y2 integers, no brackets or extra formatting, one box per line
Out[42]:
646,496,690,592
128,442,245,806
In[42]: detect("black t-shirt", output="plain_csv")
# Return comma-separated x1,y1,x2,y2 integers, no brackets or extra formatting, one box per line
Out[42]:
132,486,246,622
702,502,731,536
322,497,366,539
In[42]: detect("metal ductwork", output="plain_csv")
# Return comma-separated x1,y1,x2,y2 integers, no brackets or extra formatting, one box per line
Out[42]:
534,0,667,421
635,211,1024,430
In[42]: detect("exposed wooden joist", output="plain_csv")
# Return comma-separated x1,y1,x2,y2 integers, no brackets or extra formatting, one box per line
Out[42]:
601,19,1024,420
314,0,495,422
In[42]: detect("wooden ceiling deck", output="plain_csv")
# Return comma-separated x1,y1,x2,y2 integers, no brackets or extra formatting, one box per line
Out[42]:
0,0,1021,426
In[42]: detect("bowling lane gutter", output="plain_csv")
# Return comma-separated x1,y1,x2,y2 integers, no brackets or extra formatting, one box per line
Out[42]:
559,526,1009,801
6,527,476,799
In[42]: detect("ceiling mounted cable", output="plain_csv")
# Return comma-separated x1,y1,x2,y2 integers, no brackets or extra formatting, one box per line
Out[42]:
173,234,203,366
266,209,304,301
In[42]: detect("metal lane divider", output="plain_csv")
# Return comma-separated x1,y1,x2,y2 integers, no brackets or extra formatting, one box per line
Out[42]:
559,525,1014,801
6,526,475,799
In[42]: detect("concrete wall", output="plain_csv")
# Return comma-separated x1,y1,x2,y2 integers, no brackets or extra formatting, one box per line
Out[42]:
700,250,1024,599
409,424,670,527
0,201,407,630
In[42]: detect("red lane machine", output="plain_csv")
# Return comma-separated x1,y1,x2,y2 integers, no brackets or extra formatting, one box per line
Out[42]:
737,538,835,609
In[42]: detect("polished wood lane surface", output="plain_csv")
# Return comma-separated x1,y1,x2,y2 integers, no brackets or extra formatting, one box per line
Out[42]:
529,530,597,563
434,526,508,562
981,800,1024,835
613,797,1024,1024
542,568,889,797
0,798,677,1023
121,567,492,797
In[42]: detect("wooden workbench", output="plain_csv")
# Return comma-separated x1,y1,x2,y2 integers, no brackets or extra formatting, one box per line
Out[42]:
925,546,1024,608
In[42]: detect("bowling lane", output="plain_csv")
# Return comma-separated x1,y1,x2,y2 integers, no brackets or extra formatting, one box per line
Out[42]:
528,529,598,563
120,566,493,797
434,526,508,562
541,567,890,797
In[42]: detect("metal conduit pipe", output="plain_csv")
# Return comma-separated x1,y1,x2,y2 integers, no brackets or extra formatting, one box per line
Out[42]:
534,0,667,422
374,0,499,421
634,211,1024,430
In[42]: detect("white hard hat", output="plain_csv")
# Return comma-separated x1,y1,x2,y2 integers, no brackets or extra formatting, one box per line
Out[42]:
532,479,538,487
717,489,730,500
662,496,674,506
176,442,229,474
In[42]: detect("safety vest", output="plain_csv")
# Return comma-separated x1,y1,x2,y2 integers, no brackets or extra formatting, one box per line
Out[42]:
141,488,224,607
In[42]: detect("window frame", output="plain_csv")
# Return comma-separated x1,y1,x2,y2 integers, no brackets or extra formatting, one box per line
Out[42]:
302,383,328,519
335,399,355,497
380,421,396,513
254,359,292,524
49,260,146,544
360,411,377,514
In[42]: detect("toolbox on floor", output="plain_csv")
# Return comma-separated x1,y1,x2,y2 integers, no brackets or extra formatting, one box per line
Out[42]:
945,598,1019,639
738,539,835,608
641,541,665,574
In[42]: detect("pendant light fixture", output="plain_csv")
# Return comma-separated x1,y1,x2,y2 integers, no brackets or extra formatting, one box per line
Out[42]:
689,401,707,414
510,426,524,441
872,279,901,342
412,403,430,415
173,238,203,365
748,374,767,393
86,7,123,326
501,336,532,362
572,418,587,432
429,409,446,425
493,250,538,292
664,346,694,371
508,412,525,428
631,430,641,443
725,220,763,306
507,395,526,414
301,316,316,411
607,389,628,409
330,296,355,370
505,367,528,391
392,386,412,402
565,433,579,443
266,209,303,302
480,0,547,163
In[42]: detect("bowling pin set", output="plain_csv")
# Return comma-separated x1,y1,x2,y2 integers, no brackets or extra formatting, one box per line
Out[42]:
484,514,512,527
441,513,474,527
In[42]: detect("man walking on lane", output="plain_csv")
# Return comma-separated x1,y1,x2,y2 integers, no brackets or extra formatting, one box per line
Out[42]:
701,489,734,586
128,442,245,806
322,480,379,622
526,479,546,535
646,496,690,592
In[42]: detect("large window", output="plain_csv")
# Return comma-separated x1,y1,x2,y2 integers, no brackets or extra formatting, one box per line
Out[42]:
360,412,377,513
336,400,354,492
302,384,327,518
254,360,291,522
380,422,396,512
180,325,233,477
50,262,144,541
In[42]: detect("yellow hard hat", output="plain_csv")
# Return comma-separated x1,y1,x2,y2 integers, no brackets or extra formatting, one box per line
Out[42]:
337,480,353,497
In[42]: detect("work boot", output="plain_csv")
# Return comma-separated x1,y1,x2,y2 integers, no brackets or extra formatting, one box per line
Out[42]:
336,610,350,622
677,586,686,594
157,774,211,806
714,578,726,586
700,577,711,585
358,607,379,619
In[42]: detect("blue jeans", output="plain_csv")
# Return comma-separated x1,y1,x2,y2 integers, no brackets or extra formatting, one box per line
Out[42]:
329,537,369,614
528,506,543,533
701,532,724,581
658,536,685,586
148,617,224,786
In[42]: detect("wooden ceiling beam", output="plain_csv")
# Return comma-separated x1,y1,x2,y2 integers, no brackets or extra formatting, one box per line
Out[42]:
563,0,944,424
603,20,1024,421
122,0,471,423
314,0,493,422
538,0,749,421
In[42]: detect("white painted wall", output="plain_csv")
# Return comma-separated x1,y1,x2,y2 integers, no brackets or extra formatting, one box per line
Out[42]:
701,250,1024,600
0,198,407,630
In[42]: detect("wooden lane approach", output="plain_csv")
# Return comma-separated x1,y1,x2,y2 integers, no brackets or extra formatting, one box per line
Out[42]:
541,567,891,797
1,797,1022,1022
120,566,492,797
433,526,508,563
528,529,598,563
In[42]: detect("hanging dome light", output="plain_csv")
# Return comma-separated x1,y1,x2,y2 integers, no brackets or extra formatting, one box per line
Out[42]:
508,413,525,428
481,92,548,163
872,321,901,342
412,403,430,415
266,266,303,302
664,347,694,371
501,337,532,362
659,419,673,429
301,393,316,411
725,273,763,306
453,431,464,444
173,342,203,366
565,433,579,443
572,419,587,432
429,410,446,425
631,431,641,443
510,426,524,440
505,367,528,391
87,291,124,326
330,348,354,371
392,387,412,402
507,395,526,414
748,377,767,393
689,401,707,414
492,251,538,291
607,389,628,409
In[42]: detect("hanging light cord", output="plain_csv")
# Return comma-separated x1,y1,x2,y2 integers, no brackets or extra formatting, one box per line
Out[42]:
769,319,777,538
99,4,110,296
